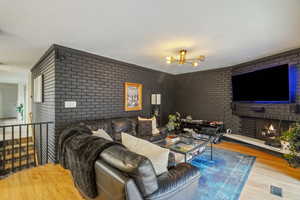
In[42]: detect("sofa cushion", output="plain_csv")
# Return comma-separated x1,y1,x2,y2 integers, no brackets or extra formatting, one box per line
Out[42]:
138,120,153,137
138,116,160,135
112,119,131,133
111,118,136,141
112,118,136,133
100,145,158,197
122,133,169,176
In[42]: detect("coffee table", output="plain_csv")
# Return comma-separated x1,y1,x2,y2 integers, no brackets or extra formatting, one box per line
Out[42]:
181,120,225,144
154,134,213,163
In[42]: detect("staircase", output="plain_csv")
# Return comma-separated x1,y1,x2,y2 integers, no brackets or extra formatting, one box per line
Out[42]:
0,136,36,175
0,121,53,177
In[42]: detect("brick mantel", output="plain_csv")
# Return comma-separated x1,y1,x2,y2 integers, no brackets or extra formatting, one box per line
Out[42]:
232,103,298,121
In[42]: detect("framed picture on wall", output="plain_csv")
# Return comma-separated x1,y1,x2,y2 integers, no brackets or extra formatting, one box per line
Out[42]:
33,75,43,103
125,82,142,111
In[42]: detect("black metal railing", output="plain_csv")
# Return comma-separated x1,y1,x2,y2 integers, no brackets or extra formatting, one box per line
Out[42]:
0,122,53,176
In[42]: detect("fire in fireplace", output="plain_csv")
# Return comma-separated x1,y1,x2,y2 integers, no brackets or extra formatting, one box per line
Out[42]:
262,124,277,138
263,124,282,148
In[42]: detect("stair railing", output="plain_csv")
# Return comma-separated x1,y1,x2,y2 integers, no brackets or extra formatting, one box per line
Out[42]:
0,122,53,176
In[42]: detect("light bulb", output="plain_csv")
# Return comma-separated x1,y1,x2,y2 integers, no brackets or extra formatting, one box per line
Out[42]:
192,62,198,67
180,50,186,55
166,56,172,61
166,60,171,64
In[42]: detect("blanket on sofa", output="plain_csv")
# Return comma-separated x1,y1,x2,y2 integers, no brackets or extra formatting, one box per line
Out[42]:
58,125,92,167
58,125,121,198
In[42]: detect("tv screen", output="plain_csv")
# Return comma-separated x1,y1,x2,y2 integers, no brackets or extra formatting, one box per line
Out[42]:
232,64,291,102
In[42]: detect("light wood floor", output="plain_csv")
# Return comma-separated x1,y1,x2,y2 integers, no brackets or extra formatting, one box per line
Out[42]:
217,142,300,200
0,142,299,200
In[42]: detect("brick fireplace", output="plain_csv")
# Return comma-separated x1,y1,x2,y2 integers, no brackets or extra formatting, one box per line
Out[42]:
231,101,298,143
240,117,292,141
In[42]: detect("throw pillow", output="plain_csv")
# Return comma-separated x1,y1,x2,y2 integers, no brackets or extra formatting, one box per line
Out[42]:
121,132,169,175
138,116,160,135
92,129,113,141
138,120,152,136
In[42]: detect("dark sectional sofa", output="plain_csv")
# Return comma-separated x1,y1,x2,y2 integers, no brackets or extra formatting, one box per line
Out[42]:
80,116,168,142
70,116,201,200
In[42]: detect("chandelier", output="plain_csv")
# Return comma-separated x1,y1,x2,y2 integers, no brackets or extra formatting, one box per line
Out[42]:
166,49,205,67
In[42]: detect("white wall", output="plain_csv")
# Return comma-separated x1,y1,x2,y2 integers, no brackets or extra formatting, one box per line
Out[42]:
25,73,32,123
0,88,2,117
17,83,26,121
0,83,18,119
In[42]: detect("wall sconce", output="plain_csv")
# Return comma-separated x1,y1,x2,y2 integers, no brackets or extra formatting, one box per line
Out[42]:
151,94,161,105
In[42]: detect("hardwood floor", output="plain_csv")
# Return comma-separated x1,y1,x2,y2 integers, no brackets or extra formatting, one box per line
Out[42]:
0,164,83,200
0,141,299,200
217,142,300,200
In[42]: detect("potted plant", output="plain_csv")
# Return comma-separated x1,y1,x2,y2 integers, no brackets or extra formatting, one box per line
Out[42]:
166,112,181,133
281,123,300,168
16,104,24,121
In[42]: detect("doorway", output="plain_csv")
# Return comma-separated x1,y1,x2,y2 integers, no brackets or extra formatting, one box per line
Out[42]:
0,83,26,125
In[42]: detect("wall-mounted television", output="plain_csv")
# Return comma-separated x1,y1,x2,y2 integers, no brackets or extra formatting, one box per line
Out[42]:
232,64,296,103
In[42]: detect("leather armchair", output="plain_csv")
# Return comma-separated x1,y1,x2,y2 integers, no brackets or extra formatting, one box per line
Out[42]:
77,145,200,200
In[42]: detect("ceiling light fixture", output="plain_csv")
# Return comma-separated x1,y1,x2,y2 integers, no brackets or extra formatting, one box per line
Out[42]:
166,49,205,67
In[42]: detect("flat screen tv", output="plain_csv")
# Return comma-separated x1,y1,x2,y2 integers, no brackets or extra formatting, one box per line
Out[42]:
232,64,296,103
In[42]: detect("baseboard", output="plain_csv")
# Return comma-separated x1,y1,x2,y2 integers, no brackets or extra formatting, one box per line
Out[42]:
0,117,17,120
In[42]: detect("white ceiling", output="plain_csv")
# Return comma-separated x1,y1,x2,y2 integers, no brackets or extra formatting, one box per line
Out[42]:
1,0,300,75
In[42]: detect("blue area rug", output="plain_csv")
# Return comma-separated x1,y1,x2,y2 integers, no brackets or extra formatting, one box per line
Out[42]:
190,147,256,200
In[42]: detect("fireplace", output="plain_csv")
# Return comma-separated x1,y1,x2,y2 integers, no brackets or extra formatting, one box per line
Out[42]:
240,117,292,141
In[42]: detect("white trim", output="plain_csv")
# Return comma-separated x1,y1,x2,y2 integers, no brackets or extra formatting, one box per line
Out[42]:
225,134,290,154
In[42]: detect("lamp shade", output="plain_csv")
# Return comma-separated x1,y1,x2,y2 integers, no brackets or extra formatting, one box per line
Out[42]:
151,94,161,105
156,94,161,105
151,94,157,105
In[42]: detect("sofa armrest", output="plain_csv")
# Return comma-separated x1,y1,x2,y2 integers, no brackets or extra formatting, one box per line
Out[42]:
100,145,158,197
146,163,200,200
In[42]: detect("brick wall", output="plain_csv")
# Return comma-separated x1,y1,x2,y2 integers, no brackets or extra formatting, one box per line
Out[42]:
174,48,300,134
32,44,300,160
31,48,56,163
32,44,175,161
173,67,240,133
54,45,174,126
